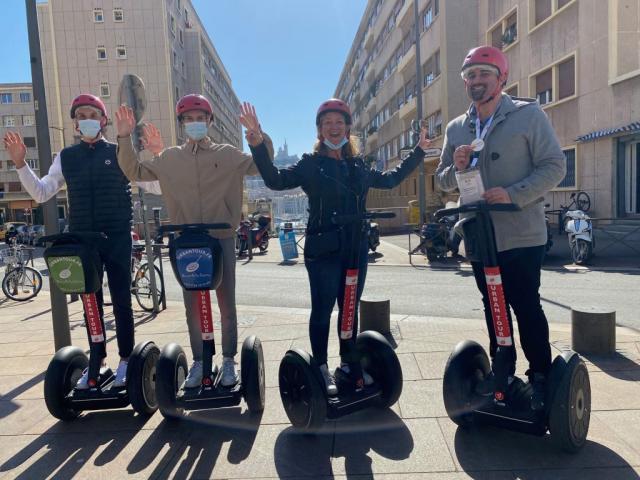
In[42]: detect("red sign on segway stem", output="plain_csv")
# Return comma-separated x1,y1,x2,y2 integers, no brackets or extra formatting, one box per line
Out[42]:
340,269,359,340
197,290,214,340
484,267,513,347
81,294,104,343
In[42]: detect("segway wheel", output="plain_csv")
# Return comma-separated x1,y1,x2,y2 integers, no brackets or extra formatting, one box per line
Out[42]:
241,335,265,413
127,341,160,416
442,340,490,427
356,330,403,408
156,343,188,420
278,349,326,432
44,346,88,421
548,352,591,452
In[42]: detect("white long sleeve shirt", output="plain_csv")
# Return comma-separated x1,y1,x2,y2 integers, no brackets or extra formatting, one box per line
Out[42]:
16,152,162,203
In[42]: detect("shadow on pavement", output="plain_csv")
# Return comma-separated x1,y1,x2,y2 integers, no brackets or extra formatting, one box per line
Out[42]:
128,408,262,479
583,352,640,382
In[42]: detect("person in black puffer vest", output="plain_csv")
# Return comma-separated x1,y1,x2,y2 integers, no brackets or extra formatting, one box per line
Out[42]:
3,93,147,390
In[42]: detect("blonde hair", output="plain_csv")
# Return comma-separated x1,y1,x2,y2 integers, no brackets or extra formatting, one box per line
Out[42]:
313,134,361,158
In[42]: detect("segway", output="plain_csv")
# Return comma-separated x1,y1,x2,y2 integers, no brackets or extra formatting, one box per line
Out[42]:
154,223,265,419
42,232,159,420
436,202,591,452
278,211,403,432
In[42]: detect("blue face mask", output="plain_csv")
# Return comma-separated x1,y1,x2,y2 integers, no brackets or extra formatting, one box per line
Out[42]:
78,119,101,138
184,121,208,141
323,137,349,150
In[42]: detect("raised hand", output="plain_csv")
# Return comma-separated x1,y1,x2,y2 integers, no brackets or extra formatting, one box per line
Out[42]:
239,102,263,147
417,126,433,151
2,132,27,169
115,105,136,137
141,123,164,156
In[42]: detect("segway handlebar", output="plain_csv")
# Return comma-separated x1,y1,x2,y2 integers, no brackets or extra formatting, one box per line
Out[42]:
40,232,107,244
435,202,520,220
331,211,396,226
157,223,232,235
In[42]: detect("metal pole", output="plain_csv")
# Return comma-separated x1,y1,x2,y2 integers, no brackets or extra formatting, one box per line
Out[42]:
413,0,427,224
25,0,71,350
138,189,160,313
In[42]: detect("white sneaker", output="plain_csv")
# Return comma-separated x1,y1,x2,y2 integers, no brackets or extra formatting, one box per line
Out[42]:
221,356,239,387
113,359,128,388
338,363,374,386
75,365,110,390
319,363,338,396
183,360,203,389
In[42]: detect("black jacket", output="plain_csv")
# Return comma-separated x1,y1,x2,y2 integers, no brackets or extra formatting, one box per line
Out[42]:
60,140,132,233
250,142,425,234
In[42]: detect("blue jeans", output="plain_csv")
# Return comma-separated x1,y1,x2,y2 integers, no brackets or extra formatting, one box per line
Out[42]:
304,239,369,366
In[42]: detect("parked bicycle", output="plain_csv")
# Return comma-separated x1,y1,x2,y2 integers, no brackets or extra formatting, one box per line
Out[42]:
131,242,165,312
0,239,42,301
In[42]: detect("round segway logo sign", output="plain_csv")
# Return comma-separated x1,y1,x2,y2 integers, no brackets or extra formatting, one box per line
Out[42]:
176,248,214,289
186,261,200,273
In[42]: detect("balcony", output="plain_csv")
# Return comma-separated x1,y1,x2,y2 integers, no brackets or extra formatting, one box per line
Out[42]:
399,96,417,120
396,1,413,30
366,127,378,149
364,28,374,52
398,45,416,77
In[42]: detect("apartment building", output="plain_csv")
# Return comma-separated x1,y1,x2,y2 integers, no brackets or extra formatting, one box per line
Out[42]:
478,0,640,219
334,0,479,227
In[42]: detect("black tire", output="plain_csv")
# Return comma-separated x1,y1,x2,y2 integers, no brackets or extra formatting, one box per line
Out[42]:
571,239,592,265
278,349,326,432
356,330,403,408
442,340,490,427
156,343,188,420
237,239,248,258
133,264,165,312
576,192,591,212
2,266,42,301
258,237,269,253
548,353,591,453
128,341,160,416
241,335,265,413
44,346,88,421
426,248,437,263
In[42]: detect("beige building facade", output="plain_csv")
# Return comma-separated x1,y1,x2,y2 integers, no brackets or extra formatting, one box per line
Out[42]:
335,0,479,228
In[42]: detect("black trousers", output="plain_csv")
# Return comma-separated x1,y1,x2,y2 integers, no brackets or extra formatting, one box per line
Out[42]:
86,232,134,359
471,245,551,376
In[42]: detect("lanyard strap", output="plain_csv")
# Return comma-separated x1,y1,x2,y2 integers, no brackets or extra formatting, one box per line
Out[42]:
470,114,495,167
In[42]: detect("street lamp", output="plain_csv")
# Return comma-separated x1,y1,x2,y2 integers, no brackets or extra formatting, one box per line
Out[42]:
413,0,427,224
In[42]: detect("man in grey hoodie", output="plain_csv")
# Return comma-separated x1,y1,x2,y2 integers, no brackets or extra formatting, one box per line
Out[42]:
435,46,566,411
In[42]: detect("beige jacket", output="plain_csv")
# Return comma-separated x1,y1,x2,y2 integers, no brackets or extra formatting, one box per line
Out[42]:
117,135,273,239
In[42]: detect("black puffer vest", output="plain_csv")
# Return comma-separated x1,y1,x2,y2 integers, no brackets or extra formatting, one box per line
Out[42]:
60,140,132,233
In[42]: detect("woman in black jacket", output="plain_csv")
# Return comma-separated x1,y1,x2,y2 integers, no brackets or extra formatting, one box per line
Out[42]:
240,100,431,395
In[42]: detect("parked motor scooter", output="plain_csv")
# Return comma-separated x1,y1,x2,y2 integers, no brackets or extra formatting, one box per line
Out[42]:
236,213,271,258
564,209,594,265
367,220,380,253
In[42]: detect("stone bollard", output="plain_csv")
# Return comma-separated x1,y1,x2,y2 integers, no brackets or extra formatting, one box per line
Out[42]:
359,297,391,335
571,307,616,355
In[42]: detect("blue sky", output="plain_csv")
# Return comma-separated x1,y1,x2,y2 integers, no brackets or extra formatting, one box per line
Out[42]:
0,0,367,157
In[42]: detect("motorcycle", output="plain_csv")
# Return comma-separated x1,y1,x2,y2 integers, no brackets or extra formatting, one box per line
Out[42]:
412,213,461,262
564,209,594,265
544,203,553,256
367,220,380,253
236,213,271,258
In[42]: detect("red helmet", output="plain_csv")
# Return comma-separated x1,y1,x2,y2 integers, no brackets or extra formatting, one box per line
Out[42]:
70,94,108,119
461,46,509,81
316,98,352,126
176,94,213,119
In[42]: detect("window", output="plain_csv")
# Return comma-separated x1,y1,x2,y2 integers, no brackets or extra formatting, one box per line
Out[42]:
8,182,22,193
426,111,442,138
1,93,11,104
169,15,175,34
23,137,36,148
557,148,576,188
19,92,31,103
113,8,124,22
534,68,552,105
530,0,575,29
530,53,576,106
488,8,518,50
558,56,575,100
3,116,15,127
181,61,185,75
97,47,107,61
422,0,439,31
22,115,35,126
27,159,38,170
116,45,127,59
423,50,441,87
179,29,183,45
172,51,178,70
100,83,110,98
93,8,104,23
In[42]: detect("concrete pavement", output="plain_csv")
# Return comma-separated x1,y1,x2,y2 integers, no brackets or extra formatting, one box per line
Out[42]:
1,292,639,479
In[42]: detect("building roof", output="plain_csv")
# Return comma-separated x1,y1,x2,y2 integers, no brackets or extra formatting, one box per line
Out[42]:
577,121,640,143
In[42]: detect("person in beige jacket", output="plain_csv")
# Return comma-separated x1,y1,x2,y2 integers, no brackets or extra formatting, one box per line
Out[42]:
114,94,273,388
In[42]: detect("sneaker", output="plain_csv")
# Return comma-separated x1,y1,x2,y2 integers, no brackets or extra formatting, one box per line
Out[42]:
337,363,374,386
319,363,338,396
113,359,128,388
183,360,203,389
475,373,515,396
75,365,111,390
221,357,239,387
530,373,547,411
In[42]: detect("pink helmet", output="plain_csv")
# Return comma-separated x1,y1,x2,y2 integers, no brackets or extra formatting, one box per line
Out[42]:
70,94,108,119
461,46,509,82
316,98,352,126
176,94,213,119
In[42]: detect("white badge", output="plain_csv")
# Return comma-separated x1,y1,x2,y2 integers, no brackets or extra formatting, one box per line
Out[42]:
455,168,485,205
471,138,484,152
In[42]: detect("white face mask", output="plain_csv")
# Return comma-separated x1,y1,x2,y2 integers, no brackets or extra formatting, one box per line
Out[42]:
78,119,101,138
323,137,349,150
